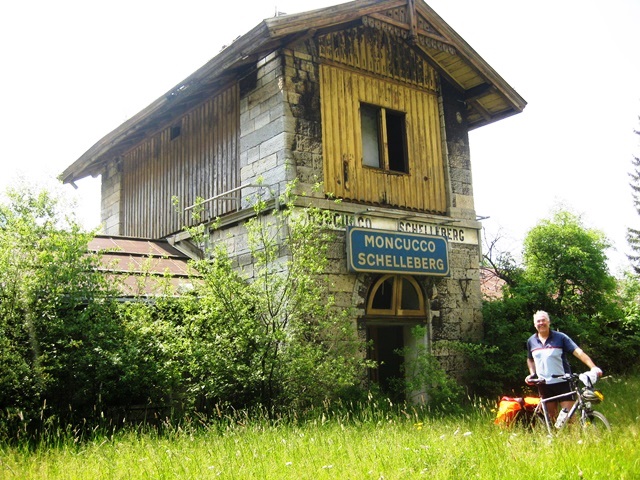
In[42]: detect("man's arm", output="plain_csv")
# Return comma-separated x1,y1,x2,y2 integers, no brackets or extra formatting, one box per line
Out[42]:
525,358,539,385
573,347,597,370
527,358,536,375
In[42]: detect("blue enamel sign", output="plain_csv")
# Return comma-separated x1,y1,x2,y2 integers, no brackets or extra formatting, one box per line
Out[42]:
346,227,449,276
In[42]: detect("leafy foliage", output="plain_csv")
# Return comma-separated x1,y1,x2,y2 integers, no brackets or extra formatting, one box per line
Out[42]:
399,326,464,412
467,209,639,396
185,183,368,413
523,210,616,319
0,186,121,434
0,182,370,434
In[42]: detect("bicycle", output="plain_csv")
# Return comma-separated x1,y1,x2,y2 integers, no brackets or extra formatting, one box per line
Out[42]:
526,372,611,434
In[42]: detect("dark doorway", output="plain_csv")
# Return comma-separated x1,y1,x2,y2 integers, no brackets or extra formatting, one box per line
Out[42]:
364,275,427,402
368,325,404,400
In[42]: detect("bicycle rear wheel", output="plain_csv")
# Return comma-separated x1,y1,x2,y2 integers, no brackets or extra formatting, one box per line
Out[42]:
580,410,611,433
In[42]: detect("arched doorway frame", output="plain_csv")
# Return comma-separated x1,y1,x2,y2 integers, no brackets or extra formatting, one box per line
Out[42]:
362,274,429,401
366,274,426,317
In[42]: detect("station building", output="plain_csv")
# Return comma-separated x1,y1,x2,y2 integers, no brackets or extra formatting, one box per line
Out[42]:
61,0,525,397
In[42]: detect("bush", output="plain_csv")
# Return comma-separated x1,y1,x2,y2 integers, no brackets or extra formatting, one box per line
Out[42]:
0,186,120,434
184,184,368,413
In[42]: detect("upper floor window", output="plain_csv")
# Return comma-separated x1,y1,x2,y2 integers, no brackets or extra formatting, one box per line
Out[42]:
360,103,408,173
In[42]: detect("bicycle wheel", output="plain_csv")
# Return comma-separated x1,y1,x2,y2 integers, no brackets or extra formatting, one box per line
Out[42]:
580,410,611,433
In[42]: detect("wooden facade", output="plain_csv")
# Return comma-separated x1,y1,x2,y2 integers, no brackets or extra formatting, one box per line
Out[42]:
319,25,446,213
121,84,239,238
61,0,525,241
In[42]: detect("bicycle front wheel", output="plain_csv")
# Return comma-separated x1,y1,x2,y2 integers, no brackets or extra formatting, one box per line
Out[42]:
580,410,611,433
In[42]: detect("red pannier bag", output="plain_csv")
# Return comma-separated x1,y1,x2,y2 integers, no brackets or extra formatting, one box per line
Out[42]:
494,396,522,426
494,396,541,426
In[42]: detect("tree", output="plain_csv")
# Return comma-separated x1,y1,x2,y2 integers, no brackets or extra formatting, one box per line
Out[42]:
0,185,123,433
0,180,369,435
467,209,626,395
523,210,616,320
522,210,625,371
627,123,640,274
611,273,640,366
482,228,524,288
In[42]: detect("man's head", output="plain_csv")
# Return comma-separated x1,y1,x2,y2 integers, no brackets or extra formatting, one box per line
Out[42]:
533,310,551,333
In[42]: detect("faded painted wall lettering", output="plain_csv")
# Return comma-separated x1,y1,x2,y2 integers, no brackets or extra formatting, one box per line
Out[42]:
397,221,465,242
319,212,373,230
315,212,478,245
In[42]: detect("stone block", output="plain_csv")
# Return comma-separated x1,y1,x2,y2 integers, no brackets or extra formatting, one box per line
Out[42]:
240,118,283,152
453,194,475,210
257,51,278,69
260,132,286,158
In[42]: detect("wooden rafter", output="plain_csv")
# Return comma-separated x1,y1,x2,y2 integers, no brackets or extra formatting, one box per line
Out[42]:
408,0,418,42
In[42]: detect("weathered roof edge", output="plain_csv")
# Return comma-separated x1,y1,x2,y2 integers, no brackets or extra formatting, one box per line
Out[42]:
415,1,526,113
60,0,525,185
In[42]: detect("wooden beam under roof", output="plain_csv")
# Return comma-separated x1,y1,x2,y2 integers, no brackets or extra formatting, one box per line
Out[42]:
61,0,526,184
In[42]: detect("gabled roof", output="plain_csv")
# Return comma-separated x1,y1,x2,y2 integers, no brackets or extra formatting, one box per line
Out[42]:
61,0,525,185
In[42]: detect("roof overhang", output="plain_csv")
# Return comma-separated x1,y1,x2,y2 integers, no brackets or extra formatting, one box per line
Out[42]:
60,0,526,185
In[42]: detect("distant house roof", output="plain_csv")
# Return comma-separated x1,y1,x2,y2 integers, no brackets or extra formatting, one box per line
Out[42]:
89,235,198,297
60,0,525,185
480,267,505,300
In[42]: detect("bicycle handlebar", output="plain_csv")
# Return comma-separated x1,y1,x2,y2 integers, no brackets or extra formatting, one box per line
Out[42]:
527,371,599,387
527,372,579,385
525,374,545,385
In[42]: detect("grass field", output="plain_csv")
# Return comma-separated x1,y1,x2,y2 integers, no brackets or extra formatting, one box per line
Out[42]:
1,375,639,479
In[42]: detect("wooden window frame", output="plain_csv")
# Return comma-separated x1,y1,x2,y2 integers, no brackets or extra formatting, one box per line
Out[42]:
360,102,409,174
366,274,425,317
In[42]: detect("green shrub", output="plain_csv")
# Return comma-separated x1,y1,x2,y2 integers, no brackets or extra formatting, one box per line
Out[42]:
184,184,368,413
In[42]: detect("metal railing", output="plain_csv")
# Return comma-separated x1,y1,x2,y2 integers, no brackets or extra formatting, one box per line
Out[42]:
183,183,278,216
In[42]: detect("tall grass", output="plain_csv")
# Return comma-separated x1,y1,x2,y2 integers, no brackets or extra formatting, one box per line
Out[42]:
1,375,639,479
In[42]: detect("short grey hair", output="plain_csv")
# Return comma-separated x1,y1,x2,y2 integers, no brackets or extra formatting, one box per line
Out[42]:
533,310,550,321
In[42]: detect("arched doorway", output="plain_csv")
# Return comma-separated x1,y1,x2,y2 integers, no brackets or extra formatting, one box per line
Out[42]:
364,274,427,401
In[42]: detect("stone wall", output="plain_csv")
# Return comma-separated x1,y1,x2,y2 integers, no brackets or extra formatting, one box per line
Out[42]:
282,45,324,197
440,79,475,222
202,39,483,382
238,51,293,207
100,158,122,235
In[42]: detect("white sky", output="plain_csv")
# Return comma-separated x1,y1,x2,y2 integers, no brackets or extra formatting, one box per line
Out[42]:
1,0,639,275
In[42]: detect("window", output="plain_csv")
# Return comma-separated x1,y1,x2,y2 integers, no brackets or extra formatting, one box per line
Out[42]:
170,124,182,140
360,103,408,173
367,275,425,316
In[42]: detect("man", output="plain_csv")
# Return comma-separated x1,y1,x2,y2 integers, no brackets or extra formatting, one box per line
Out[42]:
525,310,602,421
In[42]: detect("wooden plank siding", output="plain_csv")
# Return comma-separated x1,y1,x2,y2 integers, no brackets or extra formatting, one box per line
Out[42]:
318,25,447,214
320,64,446,213
121,84,239,238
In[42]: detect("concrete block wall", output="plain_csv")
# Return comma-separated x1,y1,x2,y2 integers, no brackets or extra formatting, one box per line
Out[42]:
239,51,294,207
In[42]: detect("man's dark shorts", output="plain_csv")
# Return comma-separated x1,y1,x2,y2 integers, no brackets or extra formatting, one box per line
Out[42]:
538,380,575,401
